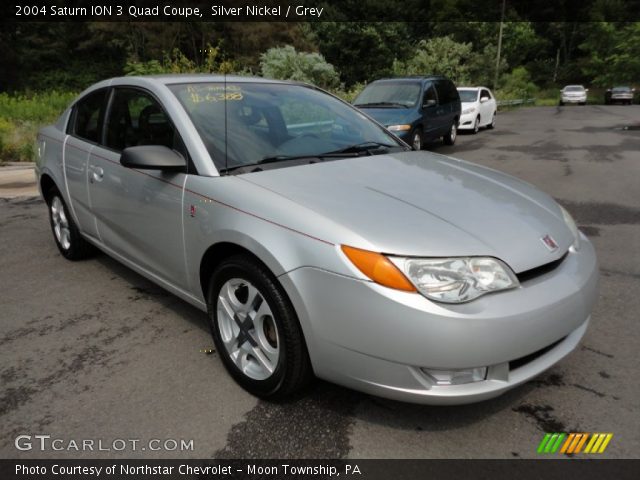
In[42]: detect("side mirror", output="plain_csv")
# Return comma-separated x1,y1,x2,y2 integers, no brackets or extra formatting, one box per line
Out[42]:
423,99,437,108
120,145,186,172
480,96,489,103
585,89,589,92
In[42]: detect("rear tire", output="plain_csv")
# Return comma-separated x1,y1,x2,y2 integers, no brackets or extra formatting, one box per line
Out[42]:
47,188,95,260
487,112,496,129
443,121,457,146
207,255,312,399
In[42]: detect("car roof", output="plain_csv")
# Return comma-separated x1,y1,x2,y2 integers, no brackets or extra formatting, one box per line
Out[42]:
457,86,489,90
370,76,449,83
130,74,295,85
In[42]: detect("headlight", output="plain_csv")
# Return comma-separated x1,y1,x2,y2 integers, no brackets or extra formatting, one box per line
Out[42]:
560,206,580,251
462,107,476,115
387,124,412,132
389,256,519,303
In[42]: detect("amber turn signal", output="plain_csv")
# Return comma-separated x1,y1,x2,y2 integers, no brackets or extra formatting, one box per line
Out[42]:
341,245,416,292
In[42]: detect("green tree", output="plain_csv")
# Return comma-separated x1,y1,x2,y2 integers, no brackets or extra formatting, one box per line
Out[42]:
497,66,538,100
580,22,640,86
259,45,340,89
311,22,411,86
393,37,473,84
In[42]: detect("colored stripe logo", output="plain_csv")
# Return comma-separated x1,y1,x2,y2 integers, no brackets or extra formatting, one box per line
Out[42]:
537,433,613,454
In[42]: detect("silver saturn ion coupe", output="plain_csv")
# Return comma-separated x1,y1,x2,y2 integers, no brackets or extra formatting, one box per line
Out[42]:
35,75,599,405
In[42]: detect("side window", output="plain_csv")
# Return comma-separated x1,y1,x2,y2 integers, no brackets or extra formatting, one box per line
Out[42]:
422,85,437,107
446,81,460,103
105,88,177,152
70,90,107,143
434,81,447,105
481,89,491,100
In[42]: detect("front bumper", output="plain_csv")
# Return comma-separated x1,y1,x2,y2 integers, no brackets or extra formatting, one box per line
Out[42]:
609,95,633,102
561,96,587,103
459,111,478,130
280,235,598,405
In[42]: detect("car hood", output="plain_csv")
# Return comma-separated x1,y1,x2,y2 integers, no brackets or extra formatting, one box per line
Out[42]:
461,101,478,109
240,152,573,273
356,107,415,126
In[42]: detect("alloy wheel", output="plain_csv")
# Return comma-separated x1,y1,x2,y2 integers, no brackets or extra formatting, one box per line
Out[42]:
51,196,71,250
216,278,280,381
412,131,422,150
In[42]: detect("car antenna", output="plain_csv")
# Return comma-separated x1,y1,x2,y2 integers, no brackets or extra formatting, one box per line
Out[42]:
224,71,228,174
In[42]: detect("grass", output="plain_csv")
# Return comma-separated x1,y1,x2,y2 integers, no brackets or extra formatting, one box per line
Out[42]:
0,91,76,162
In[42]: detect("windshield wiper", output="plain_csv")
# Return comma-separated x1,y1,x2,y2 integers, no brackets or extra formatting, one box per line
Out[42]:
353,102,409,108
220,152,360,175
324,141,401,156
220,143,404,174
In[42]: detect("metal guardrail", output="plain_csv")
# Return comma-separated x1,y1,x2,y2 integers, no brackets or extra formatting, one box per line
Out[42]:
496,98,536,106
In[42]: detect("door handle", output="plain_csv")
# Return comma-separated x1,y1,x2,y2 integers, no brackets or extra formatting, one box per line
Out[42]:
90,166,104,183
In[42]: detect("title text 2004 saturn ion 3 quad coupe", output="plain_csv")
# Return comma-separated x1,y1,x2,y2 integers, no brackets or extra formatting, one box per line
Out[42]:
36,75,598,405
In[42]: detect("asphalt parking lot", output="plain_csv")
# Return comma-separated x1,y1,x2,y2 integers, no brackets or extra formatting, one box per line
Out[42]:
1,105,639,459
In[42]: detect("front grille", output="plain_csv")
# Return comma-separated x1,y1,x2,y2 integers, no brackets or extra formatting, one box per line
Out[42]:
516,252,568,283
509,337,566,371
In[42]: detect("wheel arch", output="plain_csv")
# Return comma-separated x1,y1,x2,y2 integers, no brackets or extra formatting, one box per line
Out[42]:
199,240,285,303
39,173,58,204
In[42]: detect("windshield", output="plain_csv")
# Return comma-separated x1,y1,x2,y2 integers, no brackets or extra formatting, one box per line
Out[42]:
353,82,421,108
564,86,585,92
612,86,631,92
170,82,402,172
457,89,479,102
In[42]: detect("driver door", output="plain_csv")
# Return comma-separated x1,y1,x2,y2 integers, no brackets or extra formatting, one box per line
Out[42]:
88,87,189,287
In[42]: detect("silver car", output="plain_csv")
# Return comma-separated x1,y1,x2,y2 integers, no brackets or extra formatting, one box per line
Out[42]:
560,85,588,106
36,75,598,405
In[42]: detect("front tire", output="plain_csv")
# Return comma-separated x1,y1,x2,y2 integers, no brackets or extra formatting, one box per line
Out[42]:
443,120,457,145
472,116,480,134
411,129,422,150
47,188,95,260
207,255,312,399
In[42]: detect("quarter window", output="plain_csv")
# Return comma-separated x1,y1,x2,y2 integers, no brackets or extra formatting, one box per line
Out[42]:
70,90,107,143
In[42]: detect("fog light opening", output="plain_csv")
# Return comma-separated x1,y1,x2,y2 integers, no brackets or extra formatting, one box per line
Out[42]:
422,367,488,386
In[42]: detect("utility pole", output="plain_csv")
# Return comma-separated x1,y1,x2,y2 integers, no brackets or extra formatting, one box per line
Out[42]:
494,0,506,91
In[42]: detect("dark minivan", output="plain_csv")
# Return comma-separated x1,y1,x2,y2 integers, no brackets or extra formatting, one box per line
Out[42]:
353,76,461,150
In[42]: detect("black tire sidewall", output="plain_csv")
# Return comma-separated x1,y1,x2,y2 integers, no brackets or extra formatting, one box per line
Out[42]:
444,121,457,145
411,129,422,150
207,256,299,397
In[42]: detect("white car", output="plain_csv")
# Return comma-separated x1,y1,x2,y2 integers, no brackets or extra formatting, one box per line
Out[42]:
560,85,588,106
457,87,497,133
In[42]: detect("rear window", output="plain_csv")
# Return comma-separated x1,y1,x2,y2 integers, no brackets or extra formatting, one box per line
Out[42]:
458,89,478,102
